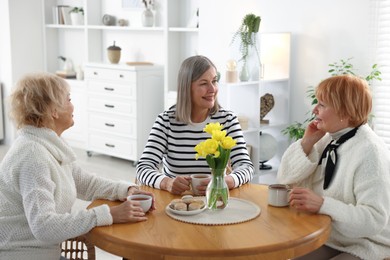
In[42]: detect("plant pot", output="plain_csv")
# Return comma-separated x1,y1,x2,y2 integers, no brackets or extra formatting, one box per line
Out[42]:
70,13,84,26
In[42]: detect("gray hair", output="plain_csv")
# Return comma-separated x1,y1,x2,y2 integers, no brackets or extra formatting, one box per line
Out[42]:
175,55,220,123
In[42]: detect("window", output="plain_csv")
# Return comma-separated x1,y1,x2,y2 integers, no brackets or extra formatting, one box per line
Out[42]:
371,0,390,149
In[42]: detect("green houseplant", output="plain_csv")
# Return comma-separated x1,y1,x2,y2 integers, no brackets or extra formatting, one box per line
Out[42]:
231,13,261,62
69,7,84,25
69,7,84,15
282,58,381,141
230,13,261,81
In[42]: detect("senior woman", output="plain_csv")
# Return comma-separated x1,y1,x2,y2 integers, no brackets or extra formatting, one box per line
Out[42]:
0,73,155,260
136,55,254,194
278,75,390,260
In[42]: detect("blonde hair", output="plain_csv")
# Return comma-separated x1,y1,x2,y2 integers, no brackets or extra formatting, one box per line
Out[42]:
9,72,70,129
316,74,372,126
175,55,220,123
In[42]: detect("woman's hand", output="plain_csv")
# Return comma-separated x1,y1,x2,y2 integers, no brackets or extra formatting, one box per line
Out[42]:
161,176,191,194
110,200,147,223
127,188,156,211
288,187,324,213
225,175,235,189
301,121,326,155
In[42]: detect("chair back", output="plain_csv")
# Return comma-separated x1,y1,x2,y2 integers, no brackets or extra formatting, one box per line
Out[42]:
61,235,95,260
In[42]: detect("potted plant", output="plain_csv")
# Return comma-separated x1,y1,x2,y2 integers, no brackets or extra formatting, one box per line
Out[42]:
282,58,382,141
230,13,261,81
69,7,84,26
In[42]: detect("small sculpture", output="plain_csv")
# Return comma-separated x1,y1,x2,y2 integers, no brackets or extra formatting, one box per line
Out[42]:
260,93,274,124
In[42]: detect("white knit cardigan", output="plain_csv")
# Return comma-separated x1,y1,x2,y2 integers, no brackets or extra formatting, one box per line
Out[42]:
0,126,133,260
277,124,390,260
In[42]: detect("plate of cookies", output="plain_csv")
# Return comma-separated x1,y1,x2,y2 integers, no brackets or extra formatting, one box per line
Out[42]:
167,195,207,216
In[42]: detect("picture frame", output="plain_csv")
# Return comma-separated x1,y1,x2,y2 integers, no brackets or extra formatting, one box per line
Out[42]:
122,0,143,9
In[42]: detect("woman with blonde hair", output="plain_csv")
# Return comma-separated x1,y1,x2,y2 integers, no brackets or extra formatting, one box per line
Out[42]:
278,75,390,259
0,73,155,260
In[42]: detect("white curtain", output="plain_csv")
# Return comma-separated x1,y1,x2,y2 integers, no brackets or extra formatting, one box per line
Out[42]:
371,0,390,149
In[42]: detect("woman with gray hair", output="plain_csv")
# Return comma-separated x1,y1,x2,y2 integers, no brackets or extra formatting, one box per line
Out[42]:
136,55,254,194
0,73,155,260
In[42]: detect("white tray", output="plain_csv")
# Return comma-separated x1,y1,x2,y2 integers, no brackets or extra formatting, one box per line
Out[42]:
165,197,261,225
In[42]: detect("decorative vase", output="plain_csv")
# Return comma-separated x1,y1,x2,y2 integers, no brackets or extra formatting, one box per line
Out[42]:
142,8,154,27
239,61,250,82
206,168,229,210
107,41,121,64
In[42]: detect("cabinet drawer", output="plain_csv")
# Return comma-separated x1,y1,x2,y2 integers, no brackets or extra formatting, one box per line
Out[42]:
85,67,136,82
87,81,136,99
88,113,137,138
88,97,136,116
88,134,137,161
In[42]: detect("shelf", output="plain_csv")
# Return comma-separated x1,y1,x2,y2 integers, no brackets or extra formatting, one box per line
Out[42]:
168,27,199,32
87,25,164,31
46,24,84,29
220,80,260,86
261,78,289,83
260,122,288,129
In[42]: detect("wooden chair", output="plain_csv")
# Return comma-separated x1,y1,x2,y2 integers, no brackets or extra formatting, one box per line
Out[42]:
61,235,96,260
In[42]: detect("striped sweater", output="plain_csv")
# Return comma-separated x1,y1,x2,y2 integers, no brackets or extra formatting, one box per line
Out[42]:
136,107,254,189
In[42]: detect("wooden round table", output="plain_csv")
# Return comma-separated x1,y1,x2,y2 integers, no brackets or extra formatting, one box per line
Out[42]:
86,183,331,260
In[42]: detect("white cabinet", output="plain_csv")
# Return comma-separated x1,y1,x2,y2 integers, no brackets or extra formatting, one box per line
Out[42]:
84,64,163,163
62,79,87,148
218,33,291,177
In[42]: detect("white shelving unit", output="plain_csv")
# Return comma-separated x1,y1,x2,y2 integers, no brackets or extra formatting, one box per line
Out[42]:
41,0,200,157
41,0,199,104
218,33,291,178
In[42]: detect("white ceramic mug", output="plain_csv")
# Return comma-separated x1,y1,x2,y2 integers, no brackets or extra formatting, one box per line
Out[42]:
127,194,152,212
190,174,211,196
268,184,291,207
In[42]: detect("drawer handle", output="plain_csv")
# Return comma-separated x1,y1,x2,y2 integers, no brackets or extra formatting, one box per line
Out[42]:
105,143,115,148
105,123,115,127
93,71,98,75
104,87,114,91
119,74,124,78
105,104,114,108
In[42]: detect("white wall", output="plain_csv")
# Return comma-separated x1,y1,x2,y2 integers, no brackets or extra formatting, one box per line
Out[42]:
199,0,371,125
1,0,372,145
0,0,44,145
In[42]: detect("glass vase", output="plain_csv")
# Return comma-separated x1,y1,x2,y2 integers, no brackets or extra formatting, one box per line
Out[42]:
239,61,250,82
206,168,229,210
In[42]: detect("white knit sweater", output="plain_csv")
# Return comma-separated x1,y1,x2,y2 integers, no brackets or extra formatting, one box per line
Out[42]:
277,124,390,260
0,126,133,260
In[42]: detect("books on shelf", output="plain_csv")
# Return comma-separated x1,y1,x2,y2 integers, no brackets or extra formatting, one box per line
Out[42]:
52,5,72,25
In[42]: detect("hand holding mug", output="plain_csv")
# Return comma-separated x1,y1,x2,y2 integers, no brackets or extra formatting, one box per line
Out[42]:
190,174,211,195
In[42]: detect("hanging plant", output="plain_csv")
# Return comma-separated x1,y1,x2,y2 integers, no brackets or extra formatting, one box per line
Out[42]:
230,13,261,64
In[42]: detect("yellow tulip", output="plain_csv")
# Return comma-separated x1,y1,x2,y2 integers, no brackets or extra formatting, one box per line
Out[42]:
203,122,223,134
212,130,227,141
221,136,236,149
